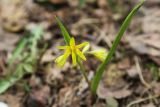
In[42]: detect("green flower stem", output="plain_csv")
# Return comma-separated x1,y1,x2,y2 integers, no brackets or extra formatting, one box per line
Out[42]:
77,59,91,88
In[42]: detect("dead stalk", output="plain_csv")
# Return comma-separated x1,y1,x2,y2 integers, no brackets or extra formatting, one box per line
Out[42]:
134,56,151,88
127,94,159,107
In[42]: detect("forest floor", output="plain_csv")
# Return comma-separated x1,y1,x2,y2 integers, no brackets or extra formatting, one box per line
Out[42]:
0,0,160,107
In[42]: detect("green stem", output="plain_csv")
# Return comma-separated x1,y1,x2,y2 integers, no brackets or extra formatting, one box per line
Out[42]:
77,59,91,88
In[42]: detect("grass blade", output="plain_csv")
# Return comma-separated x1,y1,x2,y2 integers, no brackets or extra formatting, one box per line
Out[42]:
91,0,145,94
55,16,71,45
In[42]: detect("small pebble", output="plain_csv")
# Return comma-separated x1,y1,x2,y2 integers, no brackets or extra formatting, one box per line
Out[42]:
0,102,8,107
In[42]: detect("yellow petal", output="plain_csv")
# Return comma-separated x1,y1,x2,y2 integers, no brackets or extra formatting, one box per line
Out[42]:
55,55,66,67
57,46,69,49
88,49,107,61
82,43,90,53
76,42,89,49
63,49,71,59
70,37,75,46
55,50,70,67
76,49,86,61
72,52,77,65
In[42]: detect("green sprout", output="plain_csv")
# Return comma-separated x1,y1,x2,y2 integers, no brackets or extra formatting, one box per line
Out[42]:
0,26,45,94
55,0,145,95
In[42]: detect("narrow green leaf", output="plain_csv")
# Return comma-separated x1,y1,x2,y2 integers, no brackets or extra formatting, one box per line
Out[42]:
0,64,26,94
0,61,34,94
8,38,27,65
91,0,145,94
0,78,13,94
55,16,71,45
23,63,33,73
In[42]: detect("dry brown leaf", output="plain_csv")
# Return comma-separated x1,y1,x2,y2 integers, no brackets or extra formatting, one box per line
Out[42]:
0,33,19,52
58,87,76,107
50,0,66,4
131,0,160,6
103,64,126,88
128,34,160,57
117,57,131,70
41,50,55,63
97,64,131,99
0,92,24,107
97,0,107,8
0,0,28,32
152,82,160,95
26,86,50,107
127,66,138,78
143,8,160,33
142,103,155,107
45,65,63,84
97,82,132,99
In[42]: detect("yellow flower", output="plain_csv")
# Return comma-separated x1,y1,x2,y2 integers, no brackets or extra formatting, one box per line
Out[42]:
88,49,107,62
55,37,88,67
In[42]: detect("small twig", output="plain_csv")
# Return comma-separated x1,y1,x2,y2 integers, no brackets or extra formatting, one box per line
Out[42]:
127,94,159,107
134,56,151,88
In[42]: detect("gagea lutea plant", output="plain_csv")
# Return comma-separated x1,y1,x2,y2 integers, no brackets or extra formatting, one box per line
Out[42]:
55,0,145,95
